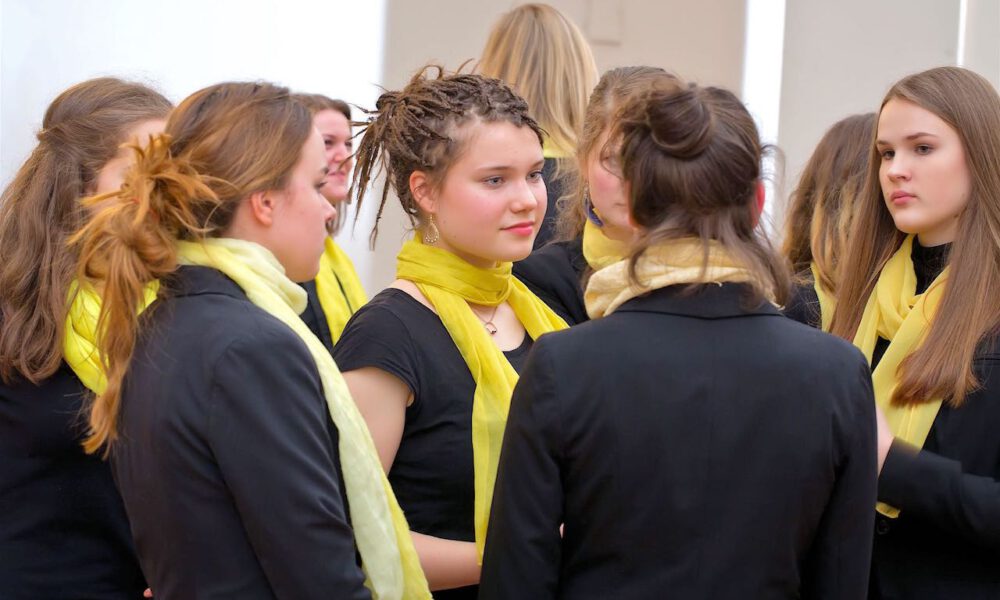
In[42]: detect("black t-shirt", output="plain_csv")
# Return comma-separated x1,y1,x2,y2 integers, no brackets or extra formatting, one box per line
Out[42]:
333,288,532,600
533,157,565,250
0,364,146,599
513,238,589,325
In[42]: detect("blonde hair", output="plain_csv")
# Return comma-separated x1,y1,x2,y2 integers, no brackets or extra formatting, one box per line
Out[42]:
478,3,598,158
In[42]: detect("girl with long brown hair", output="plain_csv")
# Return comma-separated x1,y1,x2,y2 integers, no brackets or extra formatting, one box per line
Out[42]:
481,76,877,599
828,66,1000,599
782,112,876,330
479,2,598,249
292,93,368,351
333,67,568,598
514,66,672,324
68,81,429,599
0,77,169,599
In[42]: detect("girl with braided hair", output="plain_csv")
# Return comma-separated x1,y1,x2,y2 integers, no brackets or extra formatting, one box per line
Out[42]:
334,66,568,597
0,77,169,598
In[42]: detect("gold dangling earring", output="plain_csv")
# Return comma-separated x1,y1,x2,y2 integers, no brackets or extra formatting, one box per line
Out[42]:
423,214,440,244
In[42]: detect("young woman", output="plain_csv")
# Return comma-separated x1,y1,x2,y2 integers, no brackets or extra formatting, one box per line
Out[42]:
828,66,1000,599
69,82,428,600
334,67,568,598
479,2,598,249
293,93,367,352
514,66,671,324
0,77,170,599
480,76,877,599
782,112,876,330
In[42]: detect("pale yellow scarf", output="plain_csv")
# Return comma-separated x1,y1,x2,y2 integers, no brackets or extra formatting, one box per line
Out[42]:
581,220,628,270
395,238,569,560
585,238,770,318
314,237,368,343
65,238,430,600
852,235,948,518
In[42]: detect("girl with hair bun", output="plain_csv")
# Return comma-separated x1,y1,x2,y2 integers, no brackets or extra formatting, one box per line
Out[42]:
514,66,673,324
0,77,169,598
829,66,1000,599
292,93,368,351
479,2,598,249
480,77,877,599
68,81,429,599
334,66,568,597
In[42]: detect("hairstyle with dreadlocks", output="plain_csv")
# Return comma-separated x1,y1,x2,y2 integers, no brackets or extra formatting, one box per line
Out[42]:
351,65,544,245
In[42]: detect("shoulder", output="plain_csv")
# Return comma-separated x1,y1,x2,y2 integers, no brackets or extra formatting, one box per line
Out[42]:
515,240,584,288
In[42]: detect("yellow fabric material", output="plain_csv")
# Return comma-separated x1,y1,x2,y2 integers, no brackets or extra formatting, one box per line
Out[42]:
64,282,159,395
314,237,368,343
852,235,948,519
585,238,771,319
65,238,430,600
395,238,569,560
809,261,835,332
582,220,628,270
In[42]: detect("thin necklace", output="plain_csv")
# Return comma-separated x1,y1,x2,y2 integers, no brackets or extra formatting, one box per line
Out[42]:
471,303,500,335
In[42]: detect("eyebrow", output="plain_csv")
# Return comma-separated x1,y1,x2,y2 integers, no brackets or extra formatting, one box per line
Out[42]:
875,132,940,146
475,160,546,172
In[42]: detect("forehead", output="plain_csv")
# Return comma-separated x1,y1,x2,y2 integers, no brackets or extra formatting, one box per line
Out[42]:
313,109,349,133
878,98,955,139
452,120,542,165
296,127,327,169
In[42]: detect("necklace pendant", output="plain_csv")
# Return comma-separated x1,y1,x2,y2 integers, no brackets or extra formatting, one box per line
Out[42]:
484,322,498,335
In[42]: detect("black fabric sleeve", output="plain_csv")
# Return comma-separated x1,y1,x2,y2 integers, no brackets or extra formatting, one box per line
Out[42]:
208,330,371,600
480,338,563,600
333,303,420,396
878,355,1000,549
801,353,878,599
782,281,822,329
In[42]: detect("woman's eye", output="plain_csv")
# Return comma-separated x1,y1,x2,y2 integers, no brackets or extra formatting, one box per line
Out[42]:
315,181,327,191
528,170,543,181
485,176,503,186
915,144,933,155
880,150,894,160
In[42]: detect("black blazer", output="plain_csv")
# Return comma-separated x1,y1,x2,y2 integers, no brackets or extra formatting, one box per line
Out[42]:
480,283,878,600
113,266,370,600
513,238,589,325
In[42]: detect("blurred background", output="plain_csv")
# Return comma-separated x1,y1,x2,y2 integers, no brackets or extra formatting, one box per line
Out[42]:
2,0,996,292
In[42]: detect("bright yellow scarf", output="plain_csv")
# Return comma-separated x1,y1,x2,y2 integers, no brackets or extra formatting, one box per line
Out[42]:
395,238,568,560
585,238,771,318
852,235,948,518
65,238,430,600
809,261,835,332
64,282,159,395
582,220,628,270
314,237,368,343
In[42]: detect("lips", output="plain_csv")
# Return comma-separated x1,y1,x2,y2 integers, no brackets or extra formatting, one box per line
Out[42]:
502,222,535,236
890,190,915,205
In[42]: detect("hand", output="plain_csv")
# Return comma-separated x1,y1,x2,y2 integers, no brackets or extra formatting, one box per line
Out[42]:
875,404,893,475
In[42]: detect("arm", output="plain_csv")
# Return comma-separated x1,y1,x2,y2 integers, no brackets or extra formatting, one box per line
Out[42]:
801,356,878,600
209,333,370,600
877,356,1000,549
480,340,563,600
342,366,480,591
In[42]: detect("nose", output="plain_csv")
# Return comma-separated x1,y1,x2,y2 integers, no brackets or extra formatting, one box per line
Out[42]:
511,178,543,214
886,154,910,181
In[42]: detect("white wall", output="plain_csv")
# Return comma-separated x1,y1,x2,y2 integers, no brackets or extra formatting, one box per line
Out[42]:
0,0,387,291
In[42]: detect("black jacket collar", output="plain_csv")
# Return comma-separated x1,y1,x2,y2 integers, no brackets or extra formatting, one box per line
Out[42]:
614,282,782,320
166,265,247,300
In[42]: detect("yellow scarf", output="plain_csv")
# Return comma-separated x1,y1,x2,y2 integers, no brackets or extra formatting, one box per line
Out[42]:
852,235,948,518
809,261,835,332
64,282,159,395
65,238,430,600
582,220,628,270
395,238,568,560
585,238,770,318
314,237,368,344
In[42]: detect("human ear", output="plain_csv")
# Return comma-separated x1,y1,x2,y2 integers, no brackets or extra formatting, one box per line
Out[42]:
247,190,276,227
409,170,437,215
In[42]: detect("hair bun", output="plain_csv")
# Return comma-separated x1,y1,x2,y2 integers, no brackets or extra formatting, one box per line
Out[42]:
636,84,715,160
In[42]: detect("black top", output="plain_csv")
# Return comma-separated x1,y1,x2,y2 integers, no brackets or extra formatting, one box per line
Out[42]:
113,266,370,600
480,283,878,600
513,238,589,325
532,158,565,250
300,279,335,354
868,241,1000,599
333,288,532,600
783,275,821,329
0,365,145,599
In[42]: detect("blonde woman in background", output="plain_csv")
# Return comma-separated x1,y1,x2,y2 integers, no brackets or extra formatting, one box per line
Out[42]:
479,2,598,248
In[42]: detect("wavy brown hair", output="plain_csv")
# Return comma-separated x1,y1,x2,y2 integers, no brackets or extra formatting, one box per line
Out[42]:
612,77,790,306
830,66,1000,408
72,81,312,454
554,66,674,242
351,65,544,245
0,78,171,385
782,113,875,293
